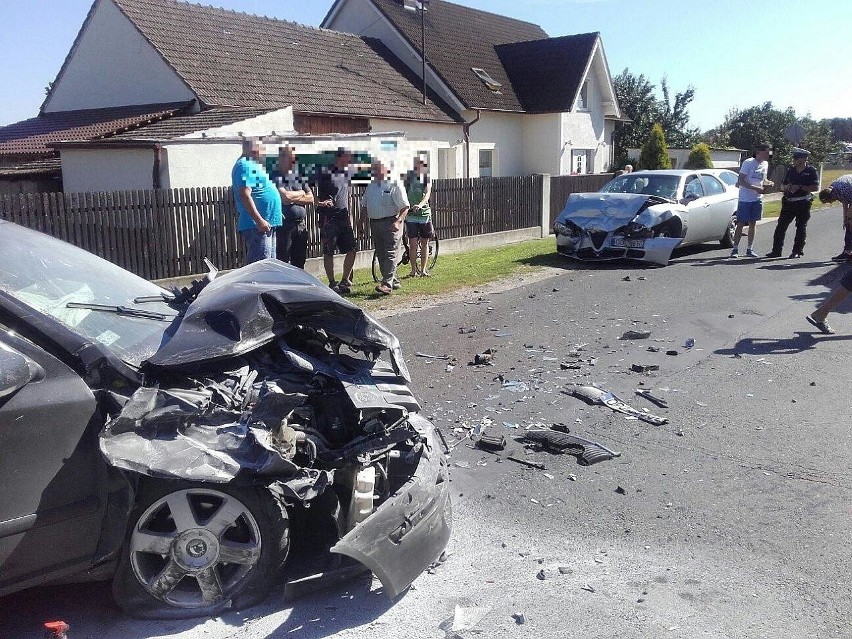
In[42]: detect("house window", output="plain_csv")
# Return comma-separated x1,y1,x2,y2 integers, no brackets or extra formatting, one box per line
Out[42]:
479,149,494,177
471,68,502,93
577,81,589,110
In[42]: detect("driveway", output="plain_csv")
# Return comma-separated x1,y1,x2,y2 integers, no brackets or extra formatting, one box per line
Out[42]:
2,206,850,639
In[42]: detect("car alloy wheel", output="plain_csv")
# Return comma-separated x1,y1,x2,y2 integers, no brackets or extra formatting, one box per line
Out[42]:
114,481,289,619
129,488,262,609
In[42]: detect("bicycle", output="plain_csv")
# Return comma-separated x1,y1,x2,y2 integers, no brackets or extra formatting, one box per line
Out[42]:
372,228,439,282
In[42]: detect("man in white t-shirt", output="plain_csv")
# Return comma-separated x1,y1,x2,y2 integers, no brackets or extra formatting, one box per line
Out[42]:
731,143,774,258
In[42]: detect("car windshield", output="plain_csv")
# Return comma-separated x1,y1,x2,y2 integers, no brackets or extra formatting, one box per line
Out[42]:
600,174,681,200
0,223,175,367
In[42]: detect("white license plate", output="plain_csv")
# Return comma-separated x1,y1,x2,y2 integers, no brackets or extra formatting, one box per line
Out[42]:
611,238,645,249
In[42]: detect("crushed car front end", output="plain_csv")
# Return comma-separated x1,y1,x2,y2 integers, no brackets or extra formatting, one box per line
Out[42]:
99,259,451,602
554,193,684,266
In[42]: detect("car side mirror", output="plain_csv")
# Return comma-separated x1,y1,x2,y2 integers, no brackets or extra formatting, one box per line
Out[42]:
681,193,699,204
0,347,44,400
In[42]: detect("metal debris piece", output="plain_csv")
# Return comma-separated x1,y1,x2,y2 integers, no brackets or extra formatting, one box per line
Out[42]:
536,569,547,580
558,566,572,574
684,337,695,348
647,346,660,352
561,362,582,370
567,385,668,425
507,455,546,470
415,352,451,360
512,612,526,625
459,326,477,334
581,583,597,593
635,389,668,408
621,330,651,340
665,350,679,356
630,363,660,373
615,486,627,495
502,380,529,393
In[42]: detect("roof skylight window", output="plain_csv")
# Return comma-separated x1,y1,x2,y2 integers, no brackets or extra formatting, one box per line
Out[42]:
471,68,502,93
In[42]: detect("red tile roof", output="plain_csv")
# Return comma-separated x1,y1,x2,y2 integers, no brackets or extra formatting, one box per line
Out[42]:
0,103,189,156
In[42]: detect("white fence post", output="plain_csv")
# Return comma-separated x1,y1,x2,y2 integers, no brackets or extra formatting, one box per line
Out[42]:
539,173,551,238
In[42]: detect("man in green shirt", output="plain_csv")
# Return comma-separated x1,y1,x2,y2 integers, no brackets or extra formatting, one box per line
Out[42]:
403,157,435,277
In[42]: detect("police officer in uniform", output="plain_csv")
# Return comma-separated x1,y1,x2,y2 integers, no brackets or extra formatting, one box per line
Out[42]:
766,147,819,259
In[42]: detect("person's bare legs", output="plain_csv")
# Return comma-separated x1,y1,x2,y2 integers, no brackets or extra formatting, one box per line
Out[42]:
811,286,851,322
324,254,336,285
409,236,419,276
732,222,745,246
341,250,356,285
746,221,756,248
419,237,429,274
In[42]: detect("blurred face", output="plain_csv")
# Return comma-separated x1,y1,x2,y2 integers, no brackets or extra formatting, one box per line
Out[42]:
279,147,296,171
371,161,387,180
414,158,428,174
755,148,771,162
792,155,806,167
245,141,263,162
336,151,352,168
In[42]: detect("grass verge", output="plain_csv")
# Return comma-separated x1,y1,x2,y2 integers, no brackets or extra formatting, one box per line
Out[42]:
343,237,558,308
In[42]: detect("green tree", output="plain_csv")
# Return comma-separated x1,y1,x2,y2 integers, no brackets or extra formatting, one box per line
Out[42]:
720,102,796,168
612,69,699,165
799,117,841,164
684,142,713,169
825,117,852,142
612,69,658,166
656,77,700,148
639,124,671,170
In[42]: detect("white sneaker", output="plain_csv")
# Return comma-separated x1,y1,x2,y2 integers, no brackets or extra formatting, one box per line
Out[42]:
729,248,739,258
746,248,758,258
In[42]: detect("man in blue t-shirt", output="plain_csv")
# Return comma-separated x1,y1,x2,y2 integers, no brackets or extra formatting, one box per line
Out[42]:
232,139,282,264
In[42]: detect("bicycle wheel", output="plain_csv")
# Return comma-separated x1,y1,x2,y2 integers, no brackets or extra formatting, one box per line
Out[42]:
412,235,438,273
372,250,381,282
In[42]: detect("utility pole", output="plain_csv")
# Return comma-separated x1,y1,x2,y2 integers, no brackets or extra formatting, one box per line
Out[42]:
420,0,429,105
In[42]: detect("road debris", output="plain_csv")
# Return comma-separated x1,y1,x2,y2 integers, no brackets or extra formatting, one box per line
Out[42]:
635,389,668,408
451,605,491,633
684,338,696,348
507,455,546,470
502,380,529,393
459,326,477,334
665,350,679,356
522,428,621,465
615,486,627,495
415,351,451,360
512,612,526,625
630,363,660,373
472,349,496,365
475,429,507,452
581,583,597,593
536,569,548,580
567,385,668,425
620,330,651,340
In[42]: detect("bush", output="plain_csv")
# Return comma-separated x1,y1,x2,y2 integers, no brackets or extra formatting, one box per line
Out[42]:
685,143,713,169
639,124,671,170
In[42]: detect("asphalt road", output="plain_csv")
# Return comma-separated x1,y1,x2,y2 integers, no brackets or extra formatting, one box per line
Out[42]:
3,206,851,639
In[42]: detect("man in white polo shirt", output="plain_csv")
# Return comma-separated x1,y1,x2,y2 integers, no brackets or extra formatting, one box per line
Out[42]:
361,160,409,295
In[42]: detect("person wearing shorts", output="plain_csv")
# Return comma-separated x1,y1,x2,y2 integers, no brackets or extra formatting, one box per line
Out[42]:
806,267,852,335
313,149,367,294
731,143,773,258
403,156,435,277
818,174,852,262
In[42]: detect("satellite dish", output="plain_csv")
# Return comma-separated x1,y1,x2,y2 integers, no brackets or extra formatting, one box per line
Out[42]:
785,123,805,144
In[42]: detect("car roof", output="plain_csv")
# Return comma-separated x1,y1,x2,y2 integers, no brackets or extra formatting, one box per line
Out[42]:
626,170,710,177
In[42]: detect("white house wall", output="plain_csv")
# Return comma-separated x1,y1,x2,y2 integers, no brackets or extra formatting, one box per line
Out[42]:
180,108,295,139
61,148,156,192
43,0,195,113
161,143,243,189
522,114,562,175
468,111,524,177
324,0,465,114
369,118,463,176
562,67,610,174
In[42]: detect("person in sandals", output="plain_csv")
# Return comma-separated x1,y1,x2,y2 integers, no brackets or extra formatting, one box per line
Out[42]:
403,156,435,277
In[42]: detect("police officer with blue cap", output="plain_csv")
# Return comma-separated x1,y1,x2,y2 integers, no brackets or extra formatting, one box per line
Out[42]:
766,147,819,258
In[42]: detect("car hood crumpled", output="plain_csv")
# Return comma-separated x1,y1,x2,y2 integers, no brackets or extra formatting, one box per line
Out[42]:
146,260,410,382
555,193,668,231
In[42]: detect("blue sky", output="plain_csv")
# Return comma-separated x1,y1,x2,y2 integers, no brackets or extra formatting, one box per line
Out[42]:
2,0,850,129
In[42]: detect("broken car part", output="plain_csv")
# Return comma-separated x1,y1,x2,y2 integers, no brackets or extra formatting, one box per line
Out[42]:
567,385,668,425
635,389,669,408
523,429,621,465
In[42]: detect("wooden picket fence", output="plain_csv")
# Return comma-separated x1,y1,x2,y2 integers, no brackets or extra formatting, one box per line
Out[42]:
549,173,616,226
0,175,549,280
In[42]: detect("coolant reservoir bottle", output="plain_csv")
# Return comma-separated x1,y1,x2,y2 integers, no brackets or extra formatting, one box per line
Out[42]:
348,466,376,529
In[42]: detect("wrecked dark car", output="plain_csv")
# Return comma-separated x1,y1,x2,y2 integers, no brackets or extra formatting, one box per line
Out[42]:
553,170,738,266
0,220,450,619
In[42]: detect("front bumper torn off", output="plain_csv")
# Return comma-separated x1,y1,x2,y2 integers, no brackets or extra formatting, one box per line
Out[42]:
330,415,452,599
556,233,682,266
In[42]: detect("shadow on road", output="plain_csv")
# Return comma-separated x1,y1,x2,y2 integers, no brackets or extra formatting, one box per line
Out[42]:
715,331,852,356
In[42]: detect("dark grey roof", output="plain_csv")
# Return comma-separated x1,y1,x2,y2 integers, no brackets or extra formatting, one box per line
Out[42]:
111,0,460,123
364,0,548,112
496,33,599,114
109,106,277,139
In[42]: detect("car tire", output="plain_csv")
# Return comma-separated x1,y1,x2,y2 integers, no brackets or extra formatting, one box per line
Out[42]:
719,215,736,248
112,479,289,619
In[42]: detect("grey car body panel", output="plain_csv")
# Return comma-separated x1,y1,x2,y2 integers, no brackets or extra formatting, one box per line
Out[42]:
145,260,411,383
331,414,452,599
